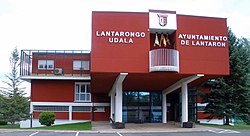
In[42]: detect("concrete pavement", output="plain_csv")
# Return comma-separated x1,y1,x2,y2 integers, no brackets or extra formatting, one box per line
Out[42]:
91,121,225,133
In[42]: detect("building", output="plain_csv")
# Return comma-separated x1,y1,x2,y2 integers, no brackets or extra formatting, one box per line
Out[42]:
20,10,229,128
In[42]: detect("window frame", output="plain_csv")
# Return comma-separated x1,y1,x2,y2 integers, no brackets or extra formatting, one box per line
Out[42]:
72,106,91,112
74,82,91,102
94,106,105,112
73,60,90,70
38,60,54,70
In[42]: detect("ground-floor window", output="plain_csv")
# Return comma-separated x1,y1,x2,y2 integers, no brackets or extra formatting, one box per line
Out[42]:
122,91,162,123
33,106,69,112
72,106,91,112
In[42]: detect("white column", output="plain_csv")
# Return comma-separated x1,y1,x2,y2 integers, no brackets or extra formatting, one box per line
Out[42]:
162,93,167,123
30,102,34,115
181,82,188,124
115,83,123,122
69,105,72,121
110,93,115,120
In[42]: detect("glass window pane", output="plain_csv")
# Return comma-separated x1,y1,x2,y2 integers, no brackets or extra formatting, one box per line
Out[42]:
75,84,79,93
82,61,90,70
39,64,43,68
75,94,79,101
73,61,82,70
86,84,90,93
80,94,85,101
86,94,90,101
80,85,85,93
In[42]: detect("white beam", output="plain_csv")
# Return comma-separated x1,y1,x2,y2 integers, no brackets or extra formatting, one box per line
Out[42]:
162,74,204,95
108,73,128,123
109,73,128,96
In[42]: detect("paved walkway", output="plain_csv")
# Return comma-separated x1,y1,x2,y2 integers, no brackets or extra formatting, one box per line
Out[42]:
91,121,223,133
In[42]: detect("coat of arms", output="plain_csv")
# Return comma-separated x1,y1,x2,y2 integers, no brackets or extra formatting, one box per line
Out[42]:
157,14,168,27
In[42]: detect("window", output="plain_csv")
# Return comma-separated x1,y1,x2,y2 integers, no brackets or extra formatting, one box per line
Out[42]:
33,106,69,112
72,106,91,112
94,106,105,112
73,60,89,70
75,82,91,102
38,60,54,69
197,106,206,112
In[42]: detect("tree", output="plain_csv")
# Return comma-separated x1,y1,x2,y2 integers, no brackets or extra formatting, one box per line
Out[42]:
0,47,26,97
0,95,30,125
0,47,30,125
200,28,250,125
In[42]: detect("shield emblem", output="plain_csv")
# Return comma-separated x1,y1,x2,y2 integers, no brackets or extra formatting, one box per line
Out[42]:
157,14,168,27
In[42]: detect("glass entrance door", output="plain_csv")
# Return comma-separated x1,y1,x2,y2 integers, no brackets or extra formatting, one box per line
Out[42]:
123,91,162,123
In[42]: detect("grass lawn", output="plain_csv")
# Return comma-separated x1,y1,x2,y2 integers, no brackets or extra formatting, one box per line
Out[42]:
199,123,250,130
0,124,20,129
33,122,92,130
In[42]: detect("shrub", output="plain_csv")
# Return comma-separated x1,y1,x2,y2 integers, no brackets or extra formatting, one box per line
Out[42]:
0,121,7,125
39,112,55,126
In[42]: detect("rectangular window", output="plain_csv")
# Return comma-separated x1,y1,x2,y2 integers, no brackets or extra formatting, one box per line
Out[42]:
72,106,91,112
197,106,206,112
33,106,69,112
73,60,89,70
94,106,105,112
75,82,91,102
38,60,54,70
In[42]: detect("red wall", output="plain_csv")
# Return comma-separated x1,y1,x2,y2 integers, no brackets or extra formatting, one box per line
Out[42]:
176,15,229,75
91,12,229,75
197,112,220,119
72,112,91,120
32,53,90,75
92,93,110,103
91,12,150,73
93,107,110,121
31,80,75,102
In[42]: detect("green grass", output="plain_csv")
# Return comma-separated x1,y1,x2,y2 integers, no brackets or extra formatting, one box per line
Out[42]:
0,124,20,129
199,123,250,130
33,122,92,130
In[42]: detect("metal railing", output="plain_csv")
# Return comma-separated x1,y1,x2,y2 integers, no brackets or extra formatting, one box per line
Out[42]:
20,50,91,77
149,49,179,72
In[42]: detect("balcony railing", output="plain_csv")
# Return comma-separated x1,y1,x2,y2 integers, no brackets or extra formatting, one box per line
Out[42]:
149,49,179,72
20,50,91,77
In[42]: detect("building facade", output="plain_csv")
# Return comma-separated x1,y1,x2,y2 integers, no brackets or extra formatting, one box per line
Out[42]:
20,10,229,127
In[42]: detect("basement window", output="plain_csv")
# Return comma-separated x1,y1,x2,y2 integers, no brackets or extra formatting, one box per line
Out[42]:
72,106,91,112
33,106,69,112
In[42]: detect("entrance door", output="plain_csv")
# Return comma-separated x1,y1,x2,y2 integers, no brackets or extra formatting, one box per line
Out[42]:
123,91,162,123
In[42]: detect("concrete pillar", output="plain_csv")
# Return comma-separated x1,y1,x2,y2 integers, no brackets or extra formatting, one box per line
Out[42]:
30,102,33,115
69,105,72,121
115,83,123,122
162,93,167,123
181,83,188,124
110,93,115,120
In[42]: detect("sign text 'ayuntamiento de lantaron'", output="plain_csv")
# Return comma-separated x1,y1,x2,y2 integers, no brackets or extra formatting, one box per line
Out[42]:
96,31,146,44
178,34,228,47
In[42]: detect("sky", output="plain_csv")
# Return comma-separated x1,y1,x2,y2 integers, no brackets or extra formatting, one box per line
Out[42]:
0,0,250,96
